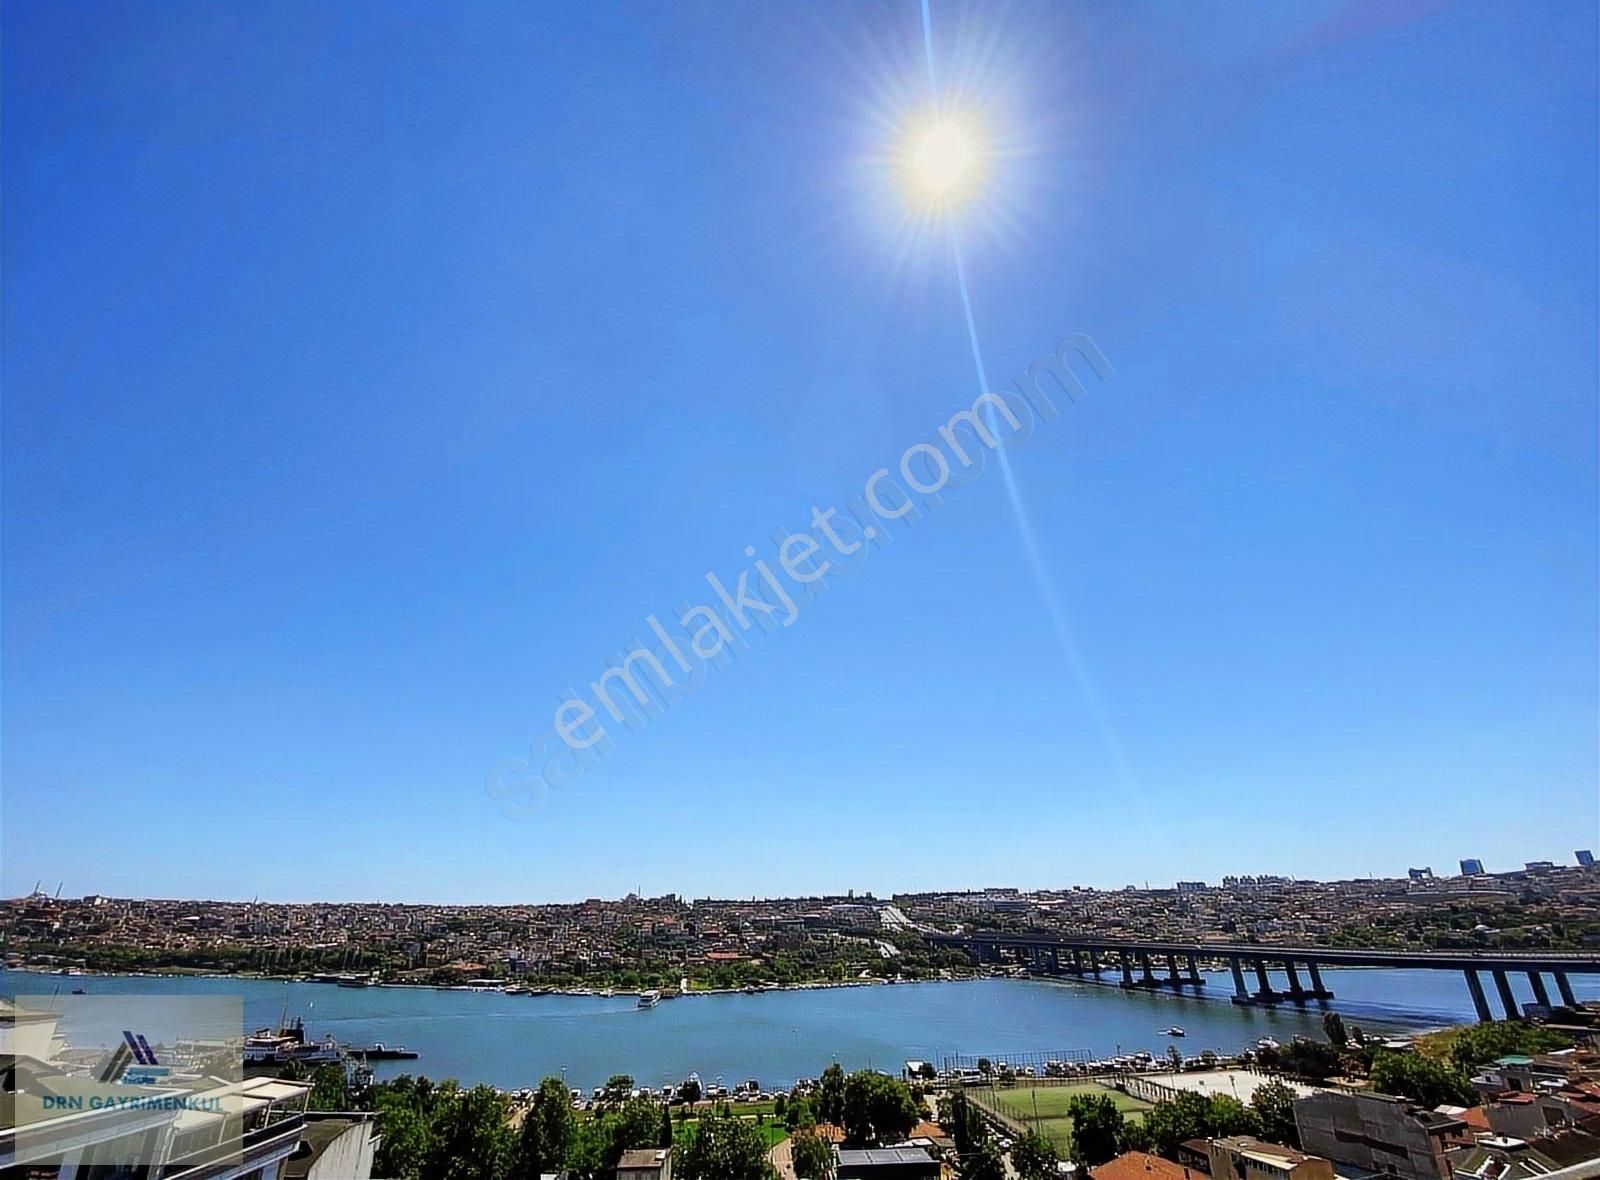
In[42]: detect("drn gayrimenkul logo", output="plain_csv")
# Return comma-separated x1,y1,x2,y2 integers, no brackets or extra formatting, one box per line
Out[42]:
96,1029,170,1086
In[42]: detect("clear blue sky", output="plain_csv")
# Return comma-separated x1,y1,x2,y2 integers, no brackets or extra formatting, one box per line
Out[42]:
4,0,1595,903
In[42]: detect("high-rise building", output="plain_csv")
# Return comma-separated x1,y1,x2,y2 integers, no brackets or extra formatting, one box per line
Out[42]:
1460,858,1484,876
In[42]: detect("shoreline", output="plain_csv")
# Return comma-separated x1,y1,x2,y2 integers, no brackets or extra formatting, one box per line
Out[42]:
1,964,1448,1035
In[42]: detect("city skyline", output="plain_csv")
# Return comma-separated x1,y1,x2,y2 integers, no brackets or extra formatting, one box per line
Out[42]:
8,848,1594,908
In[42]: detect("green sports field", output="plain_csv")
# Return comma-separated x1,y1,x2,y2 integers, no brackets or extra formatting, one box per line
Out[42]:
968,1082,1152,1153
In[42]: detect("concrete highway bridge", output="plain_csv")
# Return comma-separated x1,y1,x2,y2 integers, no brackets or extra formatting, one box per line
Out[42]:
924,932,1600,1022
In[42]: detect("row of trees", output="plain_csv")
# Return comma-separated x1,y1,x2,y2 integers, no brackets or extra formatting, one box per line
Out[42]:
1059,1080,1303,1167
327,1061,927,1180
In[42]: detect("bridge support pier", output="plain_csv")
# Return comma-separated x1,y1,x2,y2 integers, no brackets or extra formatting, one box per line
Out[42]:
1187,954,1203,986
1306,960,1333,999
1284,960,1306,1002
1230,957,1250,1003
1089,950,1101,976
1167,952,1182,989
1527,972,1551,1008
1554,971,1578,1007
1120,955,1134,988
1464,970,1493,1023
1492,969,1520,1019
1139,952,1156,986
1252,958,1281,1004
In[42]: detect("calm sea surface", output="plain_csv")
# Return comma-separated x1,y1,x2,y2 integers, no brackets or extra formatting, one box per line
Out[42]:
6,968,1596,1092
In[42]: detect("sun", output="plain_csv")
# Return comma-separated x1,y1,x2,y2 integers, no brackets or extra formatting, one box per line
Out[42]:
906,120,984,205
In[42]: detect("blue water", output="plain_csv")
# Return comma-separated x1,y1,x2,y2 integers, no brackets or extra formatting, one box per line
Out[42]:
6,968,1594,1092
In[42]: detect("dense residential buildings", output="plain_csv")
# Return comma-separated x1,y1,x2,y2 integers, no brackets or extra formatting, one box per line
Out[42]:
1206,1137,1335,1180
1294,1090,1464,1180
3,858,1596,988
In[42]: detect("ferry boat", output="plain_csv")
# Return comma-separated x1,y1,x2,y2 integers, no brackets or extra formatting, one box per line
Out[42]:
243,1017,342,1066
337,974,373,988
1162,1026,1186,1037
637,990,661,1009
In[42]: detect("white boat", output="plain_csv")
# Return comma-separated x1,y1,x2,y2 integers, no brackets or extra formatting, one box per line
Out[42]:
1162,1026,1186,1037
637,990,661,1009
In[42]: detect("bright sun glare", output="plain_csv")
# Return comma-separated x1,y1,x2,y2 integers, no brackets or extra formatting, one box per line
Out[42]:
910,122,980,200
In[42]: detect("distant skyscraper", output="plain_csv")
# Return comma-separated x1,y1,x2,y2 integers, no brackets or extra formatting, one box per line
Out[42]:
1576,850,1594,868
1460,858,1485,876
1408,867,1434,881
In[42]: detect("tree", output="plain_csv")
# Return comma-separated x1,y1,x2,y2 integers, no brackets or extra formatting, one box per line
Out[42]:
603,1096,665,1169
1446,1021,1569,1071
426,1084,516,1180
1166,1045,1185,1074
597,1074,635,1111
1011,1130,1060,1180
947,1090,989,1160
1371,1051,1473,1108
677,1111,776,1180
817,1064,846,1126
307,1062,350,1111
1067,1094,1128,1166
947,1091,974,1158
1276,1038,1342,1080
513,1077,577,1180
1323,1012,1348,1048
660,1102,675,1148
786,1096,817,1131
791,1129,836,1180
962,1139,1006,1180
1206,1096,1260,1139
678,1076,703,1105
1117,1117,1153,1154
841,1070,920,1147
1142,1091,1211,1158
373,1087,435,1180
1249,1080,1300,1148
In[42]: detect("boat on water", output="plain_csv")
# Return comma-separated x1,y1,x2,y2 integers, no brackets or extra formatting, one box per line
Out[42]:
243,1017,341,1066
345,1042,419,1061
337,974,373,988
637,990,661,1009
1162,1026,1186,1037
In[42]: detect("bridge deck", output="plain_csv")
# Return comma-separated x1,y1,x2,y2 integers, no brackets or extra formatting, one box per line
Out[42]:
925,933,1600,972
